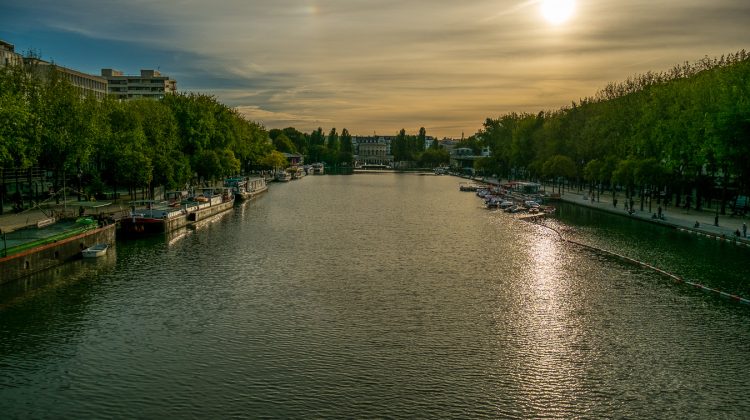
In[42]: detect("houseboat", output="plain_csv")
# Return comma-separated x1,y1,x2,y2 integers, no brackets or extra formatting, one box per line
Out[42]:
225,177,253,201
185,187,235,223
120,187,235,237
246,177,268,198
225,176,268,201
120,200,188,237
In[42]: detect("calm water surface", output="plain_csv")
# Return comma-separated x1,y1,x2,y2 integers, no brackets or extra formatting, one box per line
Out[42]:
1,174,749,418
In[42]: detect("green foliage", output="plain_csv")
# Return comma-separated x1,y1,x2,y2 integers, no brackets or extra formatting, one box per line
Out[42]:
471,50,750,203
272,133,297,154
259,150,288,169
420,148,450,168
391,128,424,161
327,128,339,152
0,65,272,197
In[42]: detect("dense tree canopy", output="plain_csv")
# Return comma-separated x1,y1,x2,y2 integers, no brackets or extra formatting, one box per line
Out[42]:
473,50,750,212
0,62,273,206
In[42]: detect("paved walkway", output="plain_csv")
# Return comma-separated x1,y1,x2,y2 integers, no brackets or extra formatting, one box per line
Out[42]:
469,176,750,246
0,201,127,233
553,188,749,245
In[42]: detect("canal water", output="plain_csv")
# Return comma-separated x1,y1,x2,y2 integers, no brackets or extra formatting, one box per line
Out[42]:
1,174,749,418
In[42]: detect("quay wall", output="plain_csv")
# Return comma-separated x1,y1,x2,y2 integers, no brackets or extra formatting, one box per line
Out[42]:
188,200,233,223
0,223,116,285
165,214,189,232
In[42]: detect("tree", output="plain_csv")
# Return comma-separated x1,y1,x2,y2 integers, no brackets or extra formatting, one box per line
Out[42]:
273,133,297,154
259,150,288,169
327,128,339,152
543,155,577,194
420,148,449,168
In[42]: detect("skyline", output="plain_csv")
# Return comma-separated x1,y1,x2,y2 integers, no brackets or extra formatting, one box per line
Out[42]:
2,1,748,138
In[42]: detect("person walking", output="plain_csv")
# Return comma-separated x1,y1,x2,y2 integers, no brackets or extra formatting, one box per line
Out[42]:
743,222,747,238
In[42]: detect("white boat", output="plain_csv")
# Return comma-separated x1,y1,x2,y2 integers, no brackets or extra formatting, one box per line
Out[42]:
82,243,108,258
275,171,292,182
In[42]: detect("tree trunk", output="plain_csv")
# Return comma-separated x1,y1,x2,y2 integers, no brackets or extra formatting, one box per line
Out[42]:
0,169,4,215
720,169,729,215
640,185,644,211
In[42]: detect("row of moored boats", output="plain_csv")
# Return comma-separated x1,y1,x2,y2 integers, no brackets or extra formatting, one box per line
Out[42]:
121,176,269,238
274,164,324,182
460,182,556,215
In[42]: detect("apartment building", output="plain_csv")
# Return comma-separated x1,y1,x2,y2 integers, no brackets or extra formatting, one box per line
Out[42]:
101,68,177,100
24,58,108,100
0,40,22,67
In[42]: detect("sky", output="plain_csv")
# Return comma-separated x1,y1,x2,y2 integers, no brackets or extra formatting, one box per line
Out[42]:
1,0,748,138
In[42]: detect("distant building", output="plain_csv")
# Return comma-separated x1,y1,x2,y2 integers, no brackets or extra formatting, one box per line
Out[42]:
101,68,177,100
24,58,108,100
0,40,22,67
439,138,459,154
353,136,394,166
423,136,436,150
282,153,303,166
450,147,486,174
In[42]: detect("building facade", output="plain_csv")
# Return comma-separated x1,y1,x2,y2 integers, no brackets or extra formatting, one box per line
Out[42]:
101,69,177,100
0,40,22,68
24,58,108,100
353,136,394,166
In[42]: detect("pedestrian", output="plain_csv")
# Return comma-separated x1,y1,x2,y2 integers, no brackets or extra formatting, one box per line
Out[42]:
743,222,747,238
613,198,618,208
657,205,662,219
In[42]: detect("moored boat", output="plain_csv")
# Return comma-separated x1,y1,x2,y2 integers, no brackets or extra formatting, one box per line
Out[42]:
186,187,235,222
275,171,292,182
291,167,306,180
246,177,268,197
82,243,108,258
120,200,187,237
459,182,481,192
225,177,252,201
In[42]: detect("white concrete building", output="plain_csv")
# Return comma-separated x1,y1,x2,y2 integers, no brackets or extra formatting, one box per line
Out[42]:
101,68,177,100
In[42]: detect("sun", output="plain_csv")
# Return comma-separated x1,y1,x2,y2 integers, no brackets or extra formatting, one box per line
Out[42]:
540,0,576,25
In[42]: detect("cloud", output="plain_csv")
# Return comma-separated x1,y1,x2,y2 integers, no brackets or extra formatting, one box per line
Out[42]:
2,0,749,137
235,105,332,130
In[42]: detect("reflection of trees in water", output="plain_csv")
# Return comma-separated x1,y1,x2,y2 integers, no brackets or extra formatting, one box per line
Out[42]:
0,249,117,358
553,202,750,296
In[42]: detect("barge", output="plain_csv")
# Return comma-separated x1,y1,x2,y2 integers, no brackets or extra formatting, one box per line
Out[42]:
120,187,235,238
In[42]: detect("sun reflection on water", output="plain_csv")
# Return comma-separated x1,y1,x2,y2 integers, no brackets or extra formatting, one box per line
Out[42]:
515,222,587,413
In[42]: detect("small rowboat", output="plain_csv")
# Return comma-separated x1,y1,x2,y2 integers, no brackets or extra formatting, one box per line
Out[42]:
82,243,108,258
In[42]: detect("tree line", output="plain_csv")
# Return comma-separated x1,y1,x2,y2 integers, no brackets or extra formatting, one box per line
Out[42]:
0,61,272,210
466,50,750,214
3,49,747,214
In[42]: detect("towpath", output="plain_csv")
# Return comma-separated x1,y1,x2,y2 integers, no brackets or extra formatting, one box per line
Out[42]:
470,175,750,247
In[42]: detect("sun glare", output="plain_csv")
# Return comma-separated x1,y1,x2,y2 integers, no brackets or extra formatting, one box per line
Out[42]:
540,0,575,25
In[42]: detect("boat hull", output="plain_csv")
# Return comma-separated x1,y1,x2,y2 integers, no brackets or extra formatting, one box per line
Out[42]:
82,244,108,258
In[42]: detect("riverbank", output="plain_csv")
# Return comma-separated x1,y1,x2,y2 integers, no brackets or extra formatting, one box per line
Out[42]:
464,175,750,247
